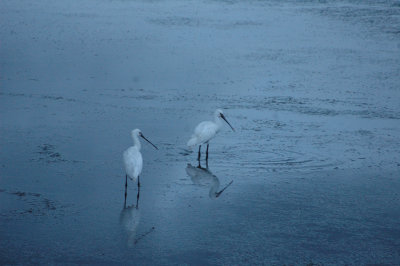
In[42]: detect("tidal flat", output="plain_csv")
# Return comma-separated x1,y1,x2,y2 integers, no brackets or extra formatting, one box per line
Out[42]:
1,0,400,264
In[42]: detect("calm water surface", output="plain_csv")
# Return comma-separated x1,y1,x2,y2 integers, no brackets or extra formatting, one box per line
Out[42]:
1,0,400,264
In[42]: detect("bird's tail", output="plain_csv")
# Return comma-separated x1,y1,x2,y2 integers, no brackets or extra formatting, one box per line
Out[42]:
187,136,198,148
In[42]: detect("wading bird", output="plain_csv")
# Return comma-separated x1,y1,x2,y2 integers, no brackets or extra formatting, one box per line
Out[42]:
187,109,235,162
123,129,158,204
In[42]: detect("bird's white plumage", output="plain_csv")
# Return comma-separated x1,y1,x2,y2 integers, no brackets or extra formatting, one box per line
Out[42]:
187,109,228,148
187,121,220,147
123,129,143,182
123,146,142,181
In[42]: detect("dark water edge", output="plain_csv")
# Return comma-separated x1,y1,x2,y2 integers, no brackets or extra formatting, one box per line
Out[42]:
1,0,400,264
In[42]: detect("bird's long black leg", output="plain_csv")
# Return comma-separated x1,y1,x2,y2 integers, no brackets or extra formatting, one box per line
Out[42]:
138,176,140,188
206,144,209,163
136,182,140,209
197,145,201,161
124,175,128,208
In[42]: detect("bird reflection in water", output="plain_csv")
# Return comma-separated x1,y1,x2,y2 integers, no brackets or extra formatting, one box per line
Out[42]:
120,185,155,247
185,162,233,198
120,188,140,247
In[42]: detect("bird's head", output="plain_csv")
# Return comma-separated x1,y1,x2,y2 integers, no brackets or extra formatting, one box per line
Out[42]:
131,129,142,138
215,109,235,132
215,109,224,118
131,129,158,150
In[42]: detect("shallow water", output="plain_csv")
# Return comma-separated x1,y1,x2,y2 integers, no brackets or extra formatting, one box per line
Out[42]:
1,0,400,264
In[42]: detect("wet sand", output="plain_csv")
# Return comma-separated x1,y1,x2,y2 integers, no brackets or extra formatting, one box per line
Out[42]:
1,0,400,264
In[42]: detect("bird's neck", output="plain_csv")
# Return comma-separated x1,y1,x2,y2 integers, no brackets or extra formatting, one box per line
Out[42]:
214,116,223,129
132,135,141,151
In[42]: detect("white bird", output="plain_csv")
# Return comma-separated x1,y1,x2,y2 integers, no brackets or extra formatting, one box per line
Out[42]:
123,129,158,199
187,109,235,162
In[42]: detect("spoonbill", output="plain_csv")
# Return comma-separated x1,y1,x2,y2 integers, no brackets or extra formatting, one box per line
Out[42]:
123,129,158,201
187,109,235,161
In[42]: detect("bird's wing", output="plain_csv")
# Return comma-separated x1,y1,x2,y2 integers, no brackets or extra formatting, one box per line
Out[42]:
194,121,218,144
123,147,143,180
133,152,143,178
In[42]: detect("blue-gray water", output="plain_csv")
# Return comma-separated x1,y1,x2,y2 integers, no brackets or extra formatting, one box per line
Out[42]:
1,0,400,264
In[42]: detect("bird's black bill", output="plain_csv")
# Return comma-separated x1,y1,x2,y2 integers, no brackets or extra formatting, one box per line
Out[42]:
221,115,235,132
216,180,234,197
141,135,158,150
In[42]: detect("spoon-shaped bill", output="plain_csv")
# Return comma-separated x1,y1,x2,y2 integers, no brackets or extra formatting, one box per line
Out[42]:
221,114,235,132
140,134,158,150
